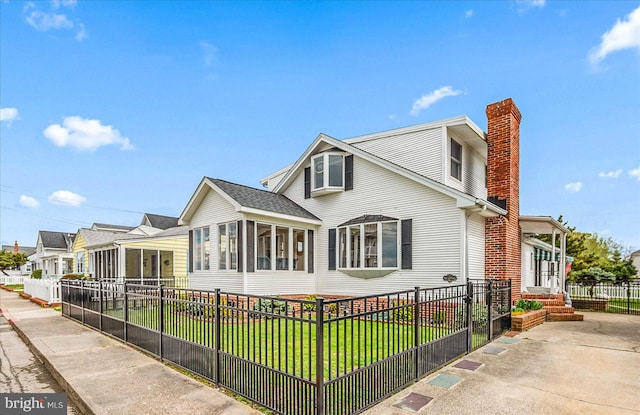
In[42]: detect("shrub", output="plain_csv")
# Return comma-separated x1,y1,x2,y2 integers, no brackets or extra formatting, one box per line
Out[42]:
254,299,289,316
456,304,488,329
31,269,42,279
303,295,317,312
392,299,414,322
516,299,543,311
432,310,447,325
512,307,525,314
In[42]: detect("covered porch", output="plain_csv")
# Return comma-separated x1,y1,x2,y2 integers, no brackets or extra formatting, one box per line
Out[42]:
520,216,570,295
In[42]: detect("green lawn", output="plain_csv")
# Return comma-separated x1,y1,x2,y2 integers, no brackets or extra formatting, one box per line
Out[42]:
96,301,459,380
3,284,24,292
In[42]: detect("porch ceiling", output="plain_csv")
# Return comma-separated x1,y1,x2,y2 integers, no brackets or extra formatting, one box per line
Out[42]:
519,216,569,235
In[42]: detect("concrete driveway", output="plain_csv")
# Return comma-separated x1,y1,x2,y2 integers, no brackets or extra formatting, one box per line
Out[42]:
365,312,640,415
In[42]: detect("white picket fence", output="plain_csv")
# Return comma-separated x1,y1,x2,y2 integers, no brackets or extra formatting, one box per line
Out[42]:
23,278,62,305
0,275,27,285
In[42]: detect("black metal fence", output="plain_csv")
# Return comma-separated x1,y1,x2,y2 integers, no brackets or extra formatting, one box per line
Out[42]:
567,281,640,315
61,279,511,415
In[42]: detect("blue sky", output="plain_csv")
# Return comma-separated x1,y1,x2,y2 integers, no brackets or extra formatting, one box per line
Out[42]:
1,0,639,252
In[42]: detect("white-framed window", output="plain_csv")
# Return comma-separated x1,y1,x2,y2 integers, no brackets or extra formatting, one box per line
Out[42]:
338,220,398,270
255,222,308,271
450,138,462,180
312,152,344,193
76,251,84,273
193,226,210,271
218,223,237,270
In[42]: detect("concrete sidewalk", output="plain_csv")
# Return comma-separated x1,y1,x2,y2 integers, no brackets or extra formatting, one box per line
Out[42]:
365,312,640,415
2,287,640,415
0,288,260,415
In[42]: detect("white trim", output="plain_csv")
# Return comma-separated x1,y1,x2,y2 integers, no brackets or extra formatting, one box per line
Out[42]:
239,207,322,225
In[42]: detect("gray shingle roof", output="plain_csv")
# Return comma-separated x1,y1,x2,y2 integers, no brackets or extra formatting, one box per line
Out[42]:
142,213,179,230
1,245,36,256
39,231,75,249
338,214,399,227
92,223,135,232
207,178,319,221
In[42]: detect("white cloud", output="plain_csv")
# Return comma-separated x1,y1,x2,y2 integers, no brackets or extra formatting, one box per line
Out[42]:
599,169,622,179
0,107,19,122
564,182,583,193
44,116,135,151
23,1,86,41
629,167,640,181
19,195,40,208
200,41,218,67
589,6,640,64
464,10,474,18
410,86,463,116
75,23,87,41
48,190,86,206
516,0,546,13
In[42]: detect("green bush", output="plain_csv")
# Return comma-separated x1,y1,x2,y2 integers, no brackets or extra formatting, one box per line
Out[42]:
512,307,525,313
456,304,488,329
31,269,42,279
516,299,543,310
303,295,317,312
432,310,447,324
392,299,414,322
254,299,289,316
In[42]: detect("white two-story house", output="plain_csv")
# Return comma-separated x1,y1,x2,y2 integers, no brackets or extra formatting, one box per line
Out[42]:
179,99,556,297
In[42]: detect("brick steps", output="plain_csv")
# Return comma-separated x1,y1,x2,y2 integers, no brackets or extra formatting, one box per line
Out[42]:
517,292,584,328
542,305,576,314
547,313,584,322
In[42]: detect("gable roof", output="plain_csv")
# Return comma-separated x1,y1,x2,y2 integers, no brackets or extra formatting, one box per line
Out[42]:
141,213,179,230
39,231,75,249
1,245,36,256
272,132,505,217
180,177,321,225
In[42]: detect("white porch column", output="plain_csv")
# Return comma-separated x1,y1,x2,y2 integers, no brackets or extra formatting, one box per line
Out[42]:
551,230,557,293
560,232,567,292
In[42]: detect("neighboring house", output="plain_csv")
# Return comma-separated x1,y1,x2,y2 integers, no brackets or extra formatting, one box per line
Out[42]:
140,213,179,230
29,231,76,277
179,98,565,299
1,241,36,274
71,215,188,286
631,250,640,278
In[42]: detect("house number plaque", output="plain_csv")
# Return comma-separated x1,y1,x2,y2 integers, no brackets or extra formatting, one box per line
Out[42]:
443,274,457,283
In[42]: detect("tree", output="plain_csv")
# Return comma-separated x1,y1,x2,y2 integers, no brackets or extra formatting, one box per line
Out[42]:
569,267,615,298
0,250,29,275
538,216,637,283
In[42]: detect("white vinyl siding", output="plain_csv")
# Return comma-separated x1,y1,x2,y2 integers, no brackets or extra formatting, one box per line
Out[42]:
445,131,488,199
284,155,463,296
351,127,443,183
467,214,485,280
188,188,243,292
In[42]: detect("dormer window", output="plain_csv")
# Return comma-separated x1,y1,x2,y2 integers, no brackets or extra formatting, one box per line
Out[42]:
312,152,344,195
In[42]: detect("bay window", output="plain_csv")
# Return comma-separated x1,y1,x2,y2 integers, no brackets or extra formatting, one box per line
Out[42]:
338,219,399,270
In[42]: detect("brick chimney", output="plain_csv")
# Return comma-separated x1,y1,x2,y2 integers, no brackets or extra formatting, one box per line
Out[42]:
14,241,19,254
485,98,522,301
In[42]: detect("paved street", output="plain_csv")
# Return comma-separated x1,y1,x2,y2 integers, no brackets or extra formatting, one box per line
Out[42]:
0,314,79,414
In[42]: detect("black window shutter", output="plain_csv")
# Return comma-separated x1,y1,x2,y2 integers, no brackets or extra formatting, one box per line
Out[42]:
308,229,314,273
328,228,336,270
188,229,193,273
304,167,311,199
345,155,353,191
401,219,412,270
237,220,243,273
246,221,255,273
